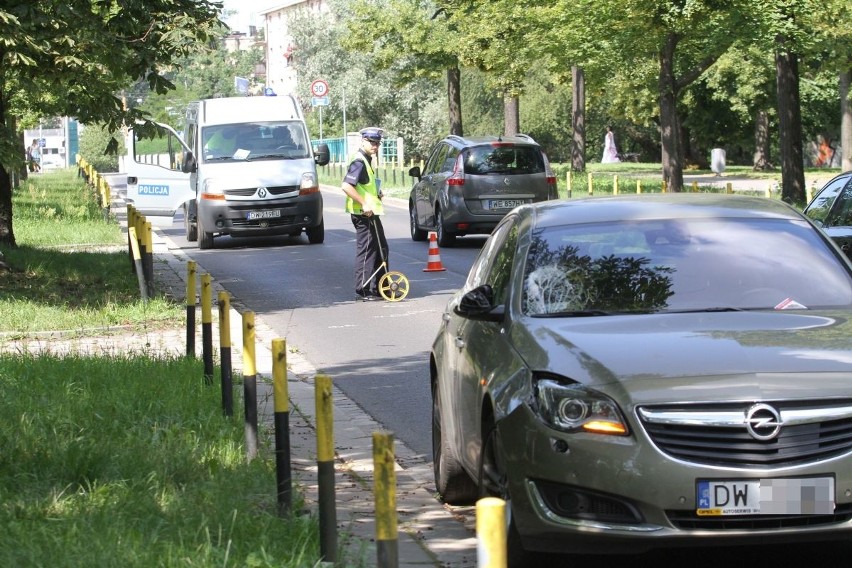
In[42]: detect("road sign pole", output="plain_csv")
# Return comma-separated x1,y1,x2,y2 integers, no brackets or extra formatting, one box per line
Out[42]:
319,106,323,140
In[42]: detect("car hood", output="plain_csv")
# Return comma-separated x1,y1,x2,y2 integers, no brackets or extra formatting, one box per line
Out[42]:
516,310,852,401
200,159,312,187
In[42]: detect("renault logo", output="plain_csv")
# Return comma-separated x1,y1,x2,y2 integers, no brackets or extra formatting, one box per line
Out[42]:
257,187,267,198
744,403,782,441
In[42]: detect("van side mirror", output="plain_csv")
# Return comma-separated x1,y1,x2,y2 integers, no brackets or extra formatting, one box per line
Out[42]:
314,143,330,167
182,152,197,173
408,166,421,180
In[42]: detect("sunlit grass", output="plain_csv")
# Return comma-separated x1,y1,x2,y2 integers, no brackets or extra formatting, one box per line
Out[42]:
0,354,328,567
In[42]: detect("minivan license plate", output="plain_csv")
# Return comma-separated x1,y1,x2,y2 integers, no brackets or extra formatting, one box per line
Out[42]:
696,477,834,516
246,210,282,220
490,199,523,210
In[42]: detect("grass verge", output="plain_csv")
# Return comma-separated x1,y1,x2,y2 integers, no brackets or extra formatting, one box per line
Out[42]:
0,354,326,567
0,170,183,335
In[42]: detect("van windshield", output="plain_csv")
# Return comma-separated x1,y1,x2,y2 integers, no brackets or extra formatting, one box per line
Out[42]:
201,121,310,161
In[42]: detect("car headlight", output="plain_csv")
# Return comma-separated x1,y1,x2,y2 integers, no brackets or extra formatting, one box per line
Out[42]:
534,378,629,435
202,178,224,196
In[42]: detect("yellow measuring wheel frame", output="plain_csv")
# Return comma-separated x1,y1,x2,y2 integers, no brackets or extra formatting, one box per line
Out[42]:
378,270,410,302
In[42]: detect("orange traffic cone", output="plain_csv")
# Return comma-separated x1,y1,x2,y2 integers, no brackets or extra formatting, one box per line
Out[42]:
423,231,447,272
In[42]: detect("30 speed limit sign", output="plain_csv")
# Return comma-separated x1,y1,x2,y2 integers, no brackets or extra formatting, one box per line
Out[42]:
310,80,329,98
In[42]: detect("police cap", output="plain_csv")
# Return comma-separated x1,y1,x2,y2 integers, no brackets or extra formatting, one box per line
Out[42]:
360,127,384,142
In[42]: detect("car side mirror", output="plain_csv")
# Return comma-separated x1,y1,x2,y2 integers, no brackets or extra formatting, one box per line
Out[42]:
182,152,197,173
408,166,422,180
314,143,330,167
454,285,505,322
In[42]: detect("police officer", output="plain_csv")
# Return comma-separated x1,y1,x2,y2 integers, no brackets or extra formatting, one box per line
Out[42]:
340,127,389,301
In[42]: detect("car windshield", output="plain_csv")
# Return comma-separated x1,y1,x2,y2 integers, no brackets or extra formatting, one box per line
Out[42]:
201,121,309,161
522,217,852,316
464,145,544,175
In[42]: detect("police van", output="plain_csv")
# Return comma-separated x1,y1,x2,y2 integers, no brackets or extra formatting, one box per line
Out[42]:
181,95,330,248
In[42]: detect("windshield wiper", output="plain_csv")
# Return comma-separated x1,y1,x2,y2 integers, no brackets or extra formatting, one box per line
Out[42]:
659,306,746,314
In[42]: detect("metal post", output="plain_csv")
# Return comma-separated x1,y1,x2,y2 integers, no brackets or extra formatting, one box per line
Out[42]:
218,291,233,416
315,374,337,562
185,261,197,358
242,311,258,461
374,431,399,568
201,273,213,384
272,338,292,515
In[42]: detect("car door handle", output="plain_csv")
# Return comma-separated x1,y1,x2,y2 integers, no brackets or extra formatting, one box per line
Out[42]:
455,337,464,349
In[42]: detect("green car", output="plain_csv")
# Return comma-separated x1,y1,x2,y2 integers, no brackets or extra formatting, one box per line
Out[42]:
431,194,852,564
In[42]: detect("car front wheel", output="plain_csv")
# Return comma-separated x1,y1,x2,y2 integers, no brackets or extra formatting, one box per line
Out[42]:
306,219,324,244
410,202,427,242
432,379,477,505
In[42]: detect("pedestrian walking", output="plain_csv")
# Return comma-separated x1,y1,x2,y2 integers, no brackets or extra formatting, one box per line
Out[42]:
601,126,620,163
340,127,388,302
28,139,42,172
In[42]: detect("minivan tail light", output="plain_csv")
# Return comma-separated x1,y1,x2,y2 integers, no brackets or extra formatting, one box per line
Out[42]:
543,151,558,191
447,153,465,186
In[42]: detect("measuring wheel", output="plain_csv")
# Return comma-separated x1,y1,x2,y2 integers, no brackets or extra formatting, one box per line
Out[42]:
378,271,410,302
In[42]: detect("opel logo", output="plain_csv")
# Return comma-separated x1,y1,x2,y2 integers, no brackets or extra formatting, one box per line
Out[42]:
257,187,267,198
744,403,782,441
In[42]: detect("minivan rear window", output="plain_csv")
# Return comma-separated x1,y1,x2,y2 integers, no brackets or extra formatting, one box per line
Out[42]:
464,145,545,175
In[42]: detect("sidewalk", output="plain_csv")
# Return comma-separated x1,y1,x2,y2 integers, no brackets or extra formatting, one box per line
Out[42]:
4,175,479,567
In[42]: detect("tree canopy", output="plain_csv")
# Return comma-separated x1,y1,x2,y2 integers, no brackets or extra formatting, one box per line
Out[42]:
0,1,222,246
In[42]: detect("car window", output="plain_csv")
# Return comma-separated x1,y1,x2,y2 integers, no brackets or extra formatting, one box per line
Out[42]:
825,184,852,228
424,143,450,176
465,217,518,293
522,217,852,315
442,146,460,173
464,145,544,175
805,174,852,225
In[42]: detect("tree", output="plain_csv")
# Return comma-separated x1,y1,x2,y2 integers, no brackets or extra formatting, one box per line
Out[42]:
0,1,221,247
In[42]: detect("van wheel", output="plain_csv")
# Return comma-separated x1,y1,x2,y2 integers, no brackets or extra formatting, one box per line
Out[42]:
306,219,324,244
436,208,455,247
410,201,427,241
198,215,214,249
184,204,197,242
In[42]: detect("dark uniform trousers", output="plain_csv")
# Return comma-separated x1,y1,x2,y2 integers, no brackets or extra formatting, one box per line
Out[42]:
352,214,389,296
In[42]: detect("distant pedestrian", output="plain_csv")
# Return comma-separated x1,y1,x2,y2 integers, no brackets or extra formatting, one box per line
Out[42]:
601,126,620,164
340,127,388,302
27,139,41,172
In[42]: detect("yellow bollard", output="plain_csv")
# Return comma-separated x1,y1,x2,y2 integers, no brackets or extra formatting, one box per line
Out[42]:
272,338,292,514
692,181,698,192
662,179,667,193
587,172,593,195
218,291,233,416
243,311,258,461
613,174,619,195
186,261,197,358
566,170,572,199
477,497,507,568
201,273,213,384
374,431,399,568
315,374,338,562
726,182,733,194
806,185,813,203
766,183,772,198
144,221,153,294
636,179,642,194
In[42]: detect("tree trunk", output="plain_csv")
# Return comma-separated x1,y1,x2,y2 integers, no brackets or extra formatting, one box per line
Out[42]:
753,109,773,170
571,66,586,172
0,103,16,247
504,96,519,136
659,33,684,192
841,68,851,171
775,37,806,204
447,66,463,136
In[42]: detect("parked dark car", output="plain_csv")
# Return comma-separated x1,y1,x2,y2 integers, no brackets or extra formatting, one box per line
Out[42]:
431,194,852,565
408,134,557,247
803,171,852,258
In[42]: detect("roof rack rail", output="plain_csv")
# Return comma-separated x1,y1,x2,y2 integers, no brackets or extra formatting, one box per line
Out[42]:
447,134,465,143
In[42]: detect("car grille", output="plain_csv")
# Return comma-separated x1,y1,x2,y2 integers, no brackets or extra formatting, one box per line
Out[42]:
667,503,852,530
638,401,852,467
231,215,300,228
224,185,301,197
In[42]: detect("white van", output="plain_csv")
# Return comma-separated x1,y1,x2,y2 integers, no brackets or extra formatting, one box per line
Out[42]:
181,95,330,249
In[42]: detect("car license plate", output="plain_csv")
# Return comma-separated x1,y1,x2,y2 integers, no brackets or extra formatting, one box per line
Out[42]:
696,477,834,516
489,199,524,210
246,210,282,220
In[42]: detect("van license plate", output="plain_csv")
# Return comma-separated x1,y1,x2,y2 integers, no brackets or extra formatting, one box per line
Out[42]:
696,477,834,516
246,210,282,220
490,199,524,210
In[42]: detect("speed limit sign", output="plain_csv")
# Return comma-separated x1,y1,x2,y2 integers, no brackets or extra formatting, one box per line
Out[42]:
310,80,329,98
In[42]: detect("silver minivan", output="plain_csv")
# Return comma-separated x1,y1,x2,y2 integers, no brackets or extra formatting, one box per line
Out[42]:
408,134,557,246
